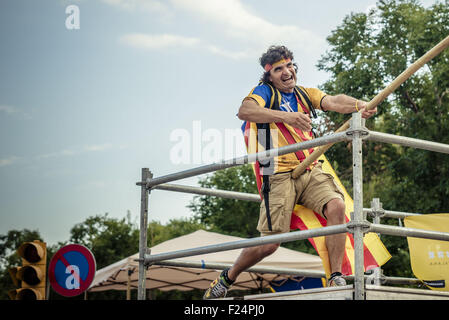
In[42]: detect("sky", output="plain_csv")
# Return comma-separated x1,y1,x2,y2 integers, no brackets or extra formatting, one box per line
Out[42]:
0,0,439,246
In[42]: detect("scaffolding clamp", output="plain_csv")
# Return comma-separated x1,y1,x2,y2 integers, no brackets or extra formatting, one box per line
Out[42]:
369,198,386,219
346,114,370,140
346,220,372,234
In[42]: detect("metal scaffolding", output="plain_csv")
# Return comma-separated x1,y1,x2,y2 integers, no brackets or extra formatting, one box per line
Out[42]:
136,112,449,300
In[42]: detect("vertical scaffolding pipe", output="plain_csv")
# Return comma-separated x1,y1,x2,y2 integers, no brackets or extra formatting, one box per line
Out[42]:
138,168,152,300
370,198,383,286
350,112,366,300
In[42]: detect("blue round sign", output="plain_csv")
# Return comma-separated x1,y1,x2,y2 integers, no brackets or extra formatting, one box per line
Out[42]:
48,244,96,297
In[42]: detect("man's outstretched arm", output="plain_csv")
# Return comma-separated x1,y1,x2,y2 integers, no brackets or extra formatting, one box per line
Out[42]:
321,94,377,119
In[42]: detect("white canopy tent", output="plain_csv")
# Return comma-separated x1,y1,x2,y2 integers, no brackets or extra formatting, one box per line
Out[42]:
88,229,325,294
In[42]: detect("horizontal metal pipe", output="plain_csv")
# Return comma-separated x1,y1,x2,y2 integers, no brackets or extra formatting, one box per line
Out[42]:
367,131,449,154
153,184,422,219
370,224,449,241
154,259,421,286
154,260,326,278
381,276,421,285
343,274,420,285
143,224,348,265
144,131,349,188
153,183,261,202
363,208,421,219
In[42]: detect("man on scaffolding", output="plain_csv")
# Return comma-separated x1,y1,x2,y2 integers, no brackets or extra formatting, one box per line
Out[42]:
203,45,377,299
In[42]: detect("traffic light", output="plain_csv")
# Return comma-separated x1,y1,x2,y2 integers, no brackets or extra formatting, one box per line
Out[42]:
8,240,47,300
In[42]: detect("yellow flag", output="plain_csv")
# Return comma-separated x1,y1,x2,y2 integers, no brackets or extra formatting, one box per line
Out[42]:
404,214,449,291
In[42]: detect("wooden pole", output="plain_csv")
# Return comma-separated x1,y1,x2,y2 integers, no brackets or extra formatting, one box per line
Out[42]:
292,34,449,179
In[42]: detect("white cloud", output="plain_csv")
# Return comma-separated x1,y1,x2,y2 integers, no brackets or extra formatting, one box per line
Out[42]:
35,143,114,160
0,156,21,167
0,105,31,119
119,33,201,49
120,32,251,59
169,0,325,54
0,144,118,168
84,143,113,152
110,0,325,60
0,105,18,114
205,45,251,60
101,0,169,14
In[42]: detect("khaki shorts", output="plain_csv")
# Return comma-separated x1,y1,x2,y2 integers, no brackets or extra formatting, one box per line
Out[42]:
257,162,345,236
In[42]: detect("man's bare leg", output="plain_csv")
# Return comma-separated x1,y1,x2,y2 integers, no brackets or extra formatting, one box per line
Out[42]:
227,243,280,281
324,198,346,274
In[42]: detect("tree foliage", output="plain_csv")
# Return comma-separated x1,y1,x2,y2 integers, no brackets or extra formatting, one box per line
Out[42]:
69,211,139,270
318,0,449,213
0,214,205,300
188,165,260,238
316,0,449,277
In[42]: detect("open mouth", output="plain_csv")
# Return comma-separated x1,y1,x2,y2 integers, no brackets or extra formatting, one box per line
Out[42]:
282,75,294,83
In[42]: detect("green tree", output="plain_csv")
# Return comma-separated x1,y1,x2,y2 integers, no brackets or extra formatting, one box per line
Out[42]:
188,164,260,238
69,211,139,270
316,0,449,277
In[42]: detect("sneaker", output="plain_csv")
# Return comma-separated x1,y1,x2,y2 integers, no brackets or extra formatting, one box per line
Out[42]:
328,272,347,287
203,270,232,299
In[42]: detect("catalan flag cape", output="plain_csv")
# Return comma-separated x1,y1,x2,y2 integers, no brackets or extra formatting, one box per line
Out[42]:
248,153,391,280
404,214,449,291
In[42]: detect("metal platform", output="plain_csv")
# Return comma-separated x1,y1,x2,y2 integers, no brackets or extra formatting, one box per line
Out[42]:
229,285,449,300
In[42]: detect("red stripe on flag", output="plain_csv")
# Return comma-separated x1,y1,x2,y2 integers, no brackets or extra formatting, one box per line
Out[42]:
276,123,306,161
290,212,305,230
296,96,310,115
292,127,310,142
243,121,250,147
253,162,263,200
363,243,379,271
290,214,320,253
315,212,327,226
294,95,316,146
341,252,353,275
345,230,379,272
292,127,315,156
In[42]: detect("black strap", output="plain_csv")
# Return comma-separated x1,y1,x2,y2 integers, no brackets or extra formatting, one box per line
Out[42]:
258,122,272,231
261,175,272,231
295,86,317,119
257,83,275,231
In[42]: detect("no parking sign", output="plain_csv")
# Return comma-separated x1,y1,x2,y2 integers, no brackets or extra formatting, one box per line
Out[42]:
48,244,96,297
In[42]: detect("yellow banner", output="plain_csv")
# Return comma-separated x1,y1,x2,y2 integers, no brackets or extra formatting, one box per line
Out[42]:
404,214,449,291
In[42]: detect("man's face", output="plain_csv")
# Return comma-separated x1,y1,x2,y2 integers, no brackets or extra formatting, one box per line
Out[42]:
268,60,297,93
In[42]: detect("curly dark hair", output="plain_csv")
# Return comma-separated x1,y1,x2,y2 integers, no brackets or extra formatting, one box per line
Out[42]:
259,45,298,84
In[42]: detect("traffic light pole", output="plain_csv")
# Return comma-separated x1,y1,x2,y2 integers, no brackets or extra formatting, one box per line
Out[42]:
138,168,152,300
